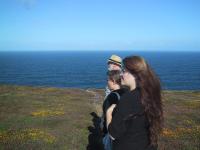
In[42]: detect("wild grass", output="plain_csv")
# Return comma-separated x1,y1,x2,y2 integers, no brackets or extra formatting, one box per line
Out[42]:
0,85,94,150
0,85,200,149
159,91,200,150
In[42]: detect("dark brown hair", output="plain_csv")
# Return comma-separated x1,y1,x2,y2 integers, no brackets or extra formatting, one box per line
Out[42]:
107,70,121,86
123,56,163,146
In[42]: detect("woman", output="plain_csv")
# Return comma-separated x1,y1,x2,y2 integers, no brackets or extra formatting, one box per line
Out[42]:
106,56,163,150
102,70,128,150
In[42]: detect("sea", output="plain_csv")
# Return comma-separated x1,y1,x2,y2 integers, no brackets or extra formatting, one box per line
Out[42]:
0,51,200,90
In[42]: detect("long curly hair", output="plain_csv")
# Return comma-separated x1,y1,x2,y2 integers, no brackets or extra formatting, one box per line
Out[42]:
123,56,164,146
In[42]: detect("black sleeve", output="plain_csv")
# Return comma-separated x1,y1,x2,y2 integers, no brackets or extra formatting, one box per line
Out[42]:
103,93,119,115
108,92,140,139
108,93,119,105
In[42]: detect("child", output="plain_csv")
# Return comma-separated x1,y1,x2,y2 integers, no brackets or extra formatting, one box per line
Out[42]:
102,70,127,150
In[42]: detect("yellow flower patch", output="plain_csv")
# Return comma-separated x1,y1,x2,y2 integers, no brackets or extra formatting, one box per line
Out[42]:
31,109,65,117
0,128,55,144
162,128,178,138
162,126,200,139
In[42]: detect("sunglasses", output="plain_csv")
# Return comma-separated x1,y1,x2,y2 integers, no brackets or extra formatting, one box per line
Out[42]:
119,69,126,78
122,68,129,73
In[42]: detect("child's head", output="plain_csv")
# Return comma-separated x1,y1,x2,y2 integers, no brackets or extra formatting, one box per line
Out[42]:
107,55,122,71
107,70,121,90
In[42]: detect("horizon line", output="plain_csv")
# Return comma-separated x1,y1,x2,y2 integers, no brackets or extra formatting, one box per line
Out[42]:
0,50,200,52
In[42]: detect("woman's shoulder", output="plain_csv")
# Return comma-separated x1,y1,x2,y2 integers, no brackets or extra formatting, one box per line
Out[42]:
120,88,141,104
130,87,140,97
116,88,143,114
121,87,139,97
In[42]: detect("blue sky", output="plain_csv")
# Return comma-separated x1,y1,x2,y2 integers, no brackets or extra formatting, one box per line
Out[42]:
0,0,200,51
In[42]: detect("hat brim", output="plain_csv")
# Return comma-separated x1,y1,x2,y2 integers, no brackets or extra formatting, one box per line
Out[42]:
107,59,122,66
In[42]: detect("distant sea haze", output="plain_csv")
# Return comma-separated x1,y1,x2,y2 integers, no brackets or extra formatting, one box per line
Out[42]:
0,51,200,90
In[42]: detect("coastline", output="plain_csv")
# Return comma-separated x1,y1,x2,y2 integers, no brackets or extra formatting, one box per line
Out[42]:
0,83,199,91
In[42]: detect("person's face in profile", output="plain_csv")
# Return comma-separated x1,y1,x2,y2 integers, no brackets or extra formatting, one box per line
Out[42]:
121,69,136,89
108,63,121,71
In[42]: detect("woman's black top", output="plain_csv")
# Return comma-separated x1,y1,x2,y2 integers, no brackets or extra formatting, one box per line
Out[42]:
108,88,157,150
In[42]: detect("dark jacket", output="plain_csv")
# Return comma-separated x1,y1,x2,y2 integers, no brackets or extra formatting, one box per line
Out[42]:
108,88,157,150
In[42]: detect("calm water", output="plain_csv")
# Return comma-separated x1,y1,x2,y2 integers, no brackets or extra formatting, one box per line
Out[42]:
0,51,200,90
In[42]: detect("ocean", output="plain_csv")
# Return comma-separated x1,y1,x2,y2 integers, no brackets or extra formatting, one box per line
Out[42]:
0,51,200,90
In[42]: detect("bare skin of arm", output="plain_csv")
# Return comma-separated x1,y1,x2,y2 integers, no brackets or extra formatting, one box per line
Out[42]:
106,104,116,140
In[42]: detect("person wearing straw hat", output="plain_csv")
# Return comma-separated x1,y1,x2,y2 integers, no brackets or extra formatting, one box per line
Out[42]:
105,55,122,96
107,54,122,72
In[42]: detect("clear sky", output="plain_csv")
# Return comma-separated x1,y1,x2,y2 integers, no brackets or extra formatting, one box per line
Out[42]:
0,0,200,51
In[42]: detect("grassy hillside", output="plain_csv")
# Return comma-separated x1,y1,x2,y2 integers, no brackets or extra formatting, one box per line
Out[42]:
159,91,200,150
0,85,97,150
0,85,200,150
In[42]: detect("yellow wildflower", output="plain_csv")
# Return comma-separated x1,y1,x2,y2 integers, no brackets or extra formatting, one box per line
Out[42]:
31,109,65,117
0,128,55,144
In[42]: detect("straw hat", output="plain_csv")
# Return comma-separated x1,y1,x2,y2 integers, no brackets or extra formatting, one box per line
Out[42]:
107,55,122,66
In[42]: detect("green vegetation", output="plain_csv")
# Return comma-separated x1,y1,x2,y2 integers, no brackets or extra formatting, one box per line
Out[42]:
159,91,200,150
0,85,94,150
0,85,200,150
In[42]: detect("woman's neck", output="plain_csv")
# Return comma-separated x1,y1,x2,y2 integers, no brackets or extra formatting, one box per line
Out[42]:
129,84,136,91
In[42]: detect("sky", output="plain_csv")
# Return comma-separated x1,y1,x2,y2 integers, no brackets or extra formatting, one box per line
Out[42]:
0,0,200,51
